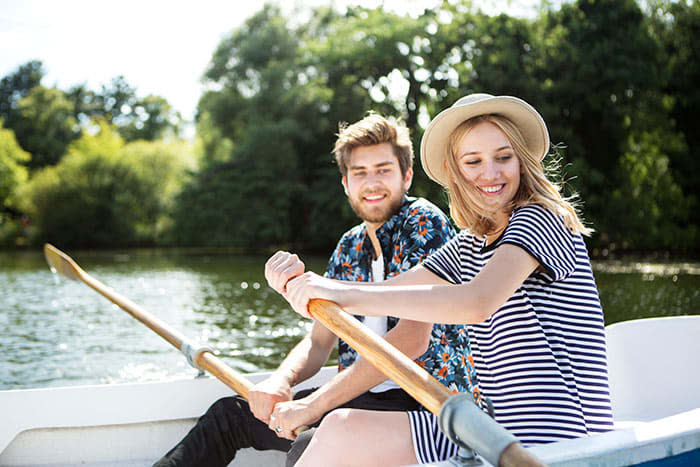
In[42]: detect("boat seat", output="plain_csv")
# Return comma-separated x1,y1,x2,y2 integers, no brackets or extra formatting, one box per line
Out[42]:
606,315,700,423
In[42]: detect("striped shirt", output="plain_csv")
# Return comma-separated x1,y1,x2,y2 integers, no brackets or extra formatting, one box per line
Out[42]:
423,204,614,445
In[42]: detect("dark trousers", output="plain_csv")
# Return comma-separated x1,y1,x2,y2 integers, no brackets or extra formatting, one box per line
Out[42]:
153,387,420,467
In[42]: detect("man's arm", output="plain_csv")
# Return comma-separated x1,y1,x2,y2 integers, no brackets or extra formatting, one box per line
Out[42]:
270,317,431,438
250,252,337,424
248,320,336,423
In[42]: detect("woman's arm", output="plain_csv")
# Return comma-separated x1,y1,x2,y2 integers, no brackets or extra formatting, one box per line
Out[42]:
285,244,539,325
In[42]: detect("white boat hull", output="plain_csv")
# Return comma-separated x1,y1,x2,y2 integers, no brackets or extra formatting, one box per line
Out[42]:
0,368,337,466
2,316,699,466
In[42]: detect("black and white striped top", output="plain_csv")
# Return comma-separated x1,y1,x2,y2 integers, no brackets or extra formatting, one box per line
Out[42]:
423,204,614,445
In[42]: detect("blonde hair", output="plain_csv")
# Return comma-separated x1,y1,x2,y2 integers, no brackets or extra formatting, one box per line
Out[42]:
333,112,413,177
445,115,591,237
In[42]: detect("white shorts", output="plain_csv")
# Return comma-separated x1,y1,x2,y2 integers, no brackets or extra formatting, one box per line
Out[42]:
407,410,460,464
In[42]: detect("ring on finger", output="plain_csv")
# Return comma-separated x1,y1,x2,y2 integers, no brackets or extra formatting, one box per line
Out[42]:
275,426,283,433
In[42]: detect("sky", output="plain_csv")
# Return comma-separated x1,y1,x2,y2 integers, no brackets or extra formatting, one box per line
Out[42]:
0,0,542,126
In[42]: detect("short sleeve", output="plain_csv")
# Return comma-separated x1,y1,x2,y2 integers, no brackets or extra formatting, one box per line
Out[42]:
396,200,456,274
324,240,343,279
422,234,463,284
498,205,577,282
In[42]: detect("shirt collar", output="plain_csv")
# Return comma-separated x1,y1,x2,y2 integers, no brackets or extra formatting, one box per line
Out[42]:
361,196,414,260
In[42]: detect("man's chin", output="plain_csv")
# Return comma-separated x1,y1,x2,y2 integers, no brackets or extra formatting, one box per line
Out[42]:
355,205,401,225
349,194,405,225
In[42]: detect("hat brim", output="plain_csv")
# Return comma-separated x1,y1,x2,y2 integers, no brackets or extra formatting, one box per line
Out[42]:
420,95,550,186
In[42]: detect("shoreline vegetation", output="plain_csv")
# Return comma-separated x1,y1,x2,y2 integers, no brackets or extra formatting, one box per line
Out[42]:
2,1,699,254
1,244,699,263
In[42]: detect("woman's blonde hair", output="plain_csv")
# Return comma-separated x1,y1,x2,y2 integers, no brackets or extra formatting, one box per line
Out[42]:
445,114,591,237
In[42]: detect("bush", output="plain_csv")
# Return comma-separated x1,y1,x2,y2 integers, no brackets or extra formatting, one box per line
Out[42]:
23,122,195,247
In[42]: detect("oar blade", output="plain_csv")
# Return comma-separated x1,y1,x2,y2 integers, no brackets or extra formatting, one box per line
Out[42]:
44,243,83,281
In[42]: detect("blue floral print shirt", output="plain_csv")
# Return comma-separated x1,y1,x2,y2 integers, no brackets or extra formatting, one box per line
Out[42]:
324,196,479,396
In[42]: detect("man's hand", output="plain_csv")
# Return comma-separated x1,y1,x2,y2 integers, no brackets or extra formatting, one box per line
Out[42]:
248,373,293,424
268,396,323,441
265,251,305,297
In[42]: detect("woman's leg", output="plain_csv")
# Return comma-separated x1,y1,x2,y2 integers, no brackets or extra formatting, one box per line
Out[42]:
294,409,417,467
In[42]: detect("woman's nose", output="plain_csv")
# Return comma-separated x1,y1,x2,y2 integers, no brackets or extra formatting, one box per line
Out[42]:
480,161,499,180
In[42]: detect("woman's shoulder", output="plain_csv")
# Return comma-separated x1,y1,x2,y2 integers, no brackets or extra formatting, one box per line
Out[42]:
510,204,571,235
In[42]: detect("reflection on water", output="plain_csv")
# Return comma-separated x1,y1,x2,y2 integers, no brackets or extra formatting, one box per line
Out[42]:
1,249,698,390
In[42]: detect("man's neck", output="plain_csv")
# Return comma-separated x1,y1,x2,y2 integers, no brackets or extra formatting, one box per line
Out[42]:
365,222,382,259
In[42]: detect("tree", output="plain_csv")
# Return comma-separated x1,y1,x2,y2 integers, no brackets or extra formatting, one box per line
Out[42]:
177,4,346,249
0,60,44,126
68,78,182,142
12,86,78,169
0,120,30,212
609,129,695,249
24,122,194,247
647,0,700,228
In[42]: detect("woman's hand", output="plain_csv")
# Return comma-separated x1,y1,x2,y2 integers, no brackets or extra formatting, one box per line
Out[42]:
285,272,344,319
268,397,323,441
265,251,305,298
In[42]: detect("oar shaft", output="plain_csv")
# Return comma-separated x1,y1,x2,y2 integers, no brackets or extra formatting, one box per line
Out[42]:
199,352,253,400
80,267,255,396
308,299,451,415
44,244,253,399
79,271,186,350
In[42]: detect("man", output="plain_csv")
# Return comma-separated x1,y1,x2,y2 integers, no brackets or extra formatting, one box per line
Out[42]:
155,113,475,467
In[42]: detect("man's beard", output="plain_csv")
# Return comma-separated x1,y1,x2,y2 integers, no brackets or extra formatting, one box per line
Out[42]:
348,190,405,224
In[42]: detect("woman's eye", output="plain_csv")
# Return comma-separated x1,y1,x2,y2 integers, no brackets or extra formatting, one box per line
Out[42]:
498,154,513,161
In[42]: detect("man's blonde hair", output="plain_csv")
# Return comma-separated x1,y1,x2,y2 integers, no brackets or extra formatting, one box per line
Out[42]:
333,113,413,176
445,115,591,237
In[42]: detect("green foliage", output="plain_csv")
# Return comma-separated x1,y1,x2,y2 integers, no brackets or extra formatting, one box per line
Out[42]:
13,86,79,169
647,0,700,227
0,120,31,247
0,60,44,125
68,77,182,142
607,130,696,249
23,122,194,247
3,1,698,253
175,4,355,249
0,120,30,209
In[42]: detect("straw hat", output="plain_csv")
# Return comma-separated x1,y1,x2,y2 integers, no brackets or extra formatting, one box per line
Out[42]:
420,93,550,186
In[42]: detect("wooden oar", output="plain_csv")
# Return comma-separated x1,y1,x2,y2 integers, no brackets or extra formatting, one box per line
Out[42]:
44,243,314,436
307,299,546,467
43,243,254,397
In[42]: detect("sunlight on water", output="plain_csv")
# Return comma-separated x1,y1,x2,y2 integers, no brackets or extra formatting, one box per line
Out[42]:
593,260,700,276
1,249,698,390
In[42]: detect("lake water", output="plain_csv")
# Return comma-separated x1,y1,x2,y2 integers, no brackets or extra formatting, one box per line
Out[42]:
1,248,698,391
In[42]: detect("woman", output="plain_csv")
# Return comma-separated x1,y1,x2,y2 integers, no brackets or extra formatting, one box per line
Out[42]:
280,94,614,466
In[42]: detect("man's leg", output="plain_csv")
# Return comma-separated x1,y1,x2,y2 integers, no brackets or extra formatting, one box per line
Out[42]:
154,396,289,467
285,389,420,467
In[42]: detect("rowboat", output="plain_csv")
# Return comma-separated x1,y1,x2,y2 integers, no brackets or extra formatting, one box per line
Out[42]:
2,315,699,466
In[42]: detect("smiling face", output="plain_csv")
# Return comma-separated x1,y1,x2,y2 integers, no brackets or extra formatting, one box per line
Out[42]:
342,142,413,231
454,121,521,229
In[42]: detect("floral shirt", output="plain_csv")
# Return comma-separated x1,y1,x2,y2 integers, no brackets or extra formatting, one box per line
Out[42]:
325,196,479,396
